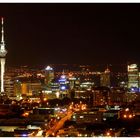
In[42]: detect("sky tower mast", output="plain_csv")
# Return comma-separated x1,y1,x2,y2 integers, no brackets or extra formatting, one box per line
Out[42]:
0,17,7,93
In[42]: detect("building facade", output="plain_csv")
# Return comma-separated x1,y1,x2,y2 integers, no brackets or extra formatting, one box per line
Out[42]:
100,68,110,87
127,64,139,92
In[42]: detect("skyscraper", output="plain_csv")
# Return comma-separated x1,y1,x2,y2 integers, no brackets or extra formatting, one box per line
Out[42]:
127,64,139,92
44,66,54,86
100,67,110,87
0,17,7,93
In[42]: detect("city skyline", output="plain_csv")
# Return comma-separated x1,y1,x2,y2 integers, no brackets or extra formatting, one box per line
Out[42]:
1,3,140,136
0,3,140,66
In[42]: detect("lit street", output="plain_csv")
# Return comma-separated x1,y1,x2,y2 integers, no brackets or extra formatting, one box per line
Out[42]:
46,111,73,136
0,3,140,138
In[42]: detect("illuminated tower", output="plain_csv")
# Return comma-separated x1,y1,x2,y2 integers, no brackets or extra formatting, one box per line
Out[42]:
0,17,7,93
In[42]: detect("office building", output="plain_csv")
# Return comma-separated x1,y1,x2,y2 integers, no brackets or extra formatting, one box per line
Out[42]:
44,66,54,86
100,67,110,87
127,64,139,92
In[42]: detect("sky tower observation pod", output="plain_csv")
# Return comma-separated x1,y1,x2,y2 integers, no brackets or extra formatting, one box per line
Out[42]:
0,48,7,57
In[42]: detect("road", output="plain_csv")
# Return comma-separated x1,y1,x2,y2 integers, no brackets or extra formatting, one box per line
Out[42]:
46,111,73,137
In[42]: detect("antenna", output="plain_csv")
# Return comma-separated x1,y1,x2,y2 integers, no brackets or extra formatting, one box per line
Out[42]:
1,17,4,44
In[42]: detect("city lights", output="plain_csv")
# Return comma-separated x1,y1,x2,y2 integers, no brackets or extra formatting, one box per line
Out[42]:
1,3,140,138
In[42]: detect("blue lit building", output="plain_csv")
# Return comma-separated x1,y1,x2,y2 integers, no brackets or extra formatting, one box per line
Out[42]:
58,74,69,91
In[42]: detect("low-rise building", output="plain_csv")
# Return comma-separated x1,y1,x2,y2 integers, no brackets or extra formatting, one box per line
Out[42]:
72,110,103,124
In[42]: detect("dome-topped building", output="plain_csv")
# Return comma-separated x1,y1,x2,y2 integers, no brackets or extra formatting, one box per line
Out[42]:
44,65,54,86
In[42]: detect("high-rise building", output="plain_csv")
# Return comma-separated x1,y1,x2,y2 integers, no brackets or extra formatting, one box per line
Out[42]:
44,66,54,86
14,80,42,97
127,64,139,92
0,17,7,93
100,67,110,87
59,74,69,91
4,75,14,95
68,73,76,90
92,87,111,106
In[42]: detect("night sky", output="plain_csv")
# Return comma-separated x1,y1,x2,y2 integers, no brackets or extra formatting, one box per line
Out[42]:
0,3,140,67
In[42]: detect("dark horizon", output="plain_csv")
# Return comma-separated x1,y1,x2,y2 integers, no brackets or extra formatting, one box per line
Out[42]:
0,3,140,67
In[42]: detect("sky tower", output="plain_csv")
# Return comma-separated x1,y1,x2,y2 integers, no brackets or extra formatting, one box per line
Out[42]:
0,17,7,93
